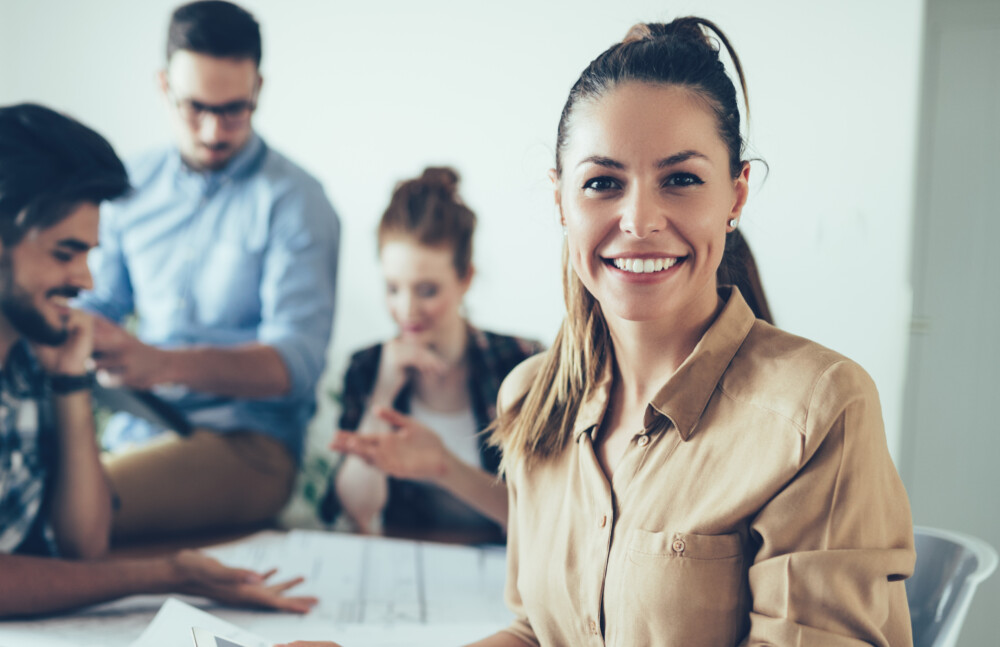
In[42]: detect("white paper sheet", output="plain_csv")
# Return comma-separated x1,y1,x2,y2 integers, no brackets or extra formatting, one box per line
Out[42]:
130,598,269,647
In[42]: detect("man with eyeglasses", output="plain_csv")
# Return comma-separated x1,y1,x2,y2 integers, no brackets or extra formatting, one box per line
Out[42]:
77,0,340,541
0,103,317,617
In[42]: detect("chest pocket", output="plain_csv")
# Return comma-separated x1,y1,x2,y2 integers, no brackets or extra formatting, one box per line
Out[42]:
616,528,747,647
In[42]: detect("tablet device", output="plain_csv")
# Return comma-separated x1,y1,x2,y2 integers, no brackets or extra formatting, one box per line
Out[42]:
93,383,193,436
190,627,249,647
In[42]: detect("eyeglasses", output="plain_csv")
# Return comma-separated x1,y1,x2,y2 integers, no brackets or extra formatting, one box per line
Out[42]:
168,87,258,130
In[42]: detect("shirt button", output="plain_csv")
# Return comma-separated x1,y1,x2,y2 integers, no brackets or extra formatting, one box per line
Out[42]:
588,620,599,635
598,514,607,528
672,539,686,553
637,434,650,447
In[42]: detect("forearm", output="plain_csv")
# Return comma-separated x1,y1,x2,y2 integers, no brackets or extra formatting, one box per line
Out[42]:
0,554,175,618
332,401,397,532
435,456,508,529
334,455,389,533
163,343,291,398
49,391,113,558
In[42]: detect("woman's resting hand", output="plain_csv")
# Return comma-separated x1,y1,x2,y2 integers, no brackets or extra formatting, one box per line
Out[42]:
331,407,454,483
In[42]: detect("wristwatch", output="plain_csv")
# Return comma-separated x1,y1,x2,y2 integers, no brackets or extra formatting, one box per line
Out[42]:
47,371,97,395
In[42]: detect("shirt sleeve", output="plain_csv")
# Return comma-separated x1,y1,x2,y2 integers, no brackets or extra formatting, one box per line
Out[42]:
745,360,915,646
500,475,541,647
75,202,134,323
257,180,340,402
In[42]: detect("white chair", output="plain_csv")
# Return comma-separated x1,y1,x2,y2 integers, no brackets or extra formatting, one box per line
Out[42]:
907,525,999,647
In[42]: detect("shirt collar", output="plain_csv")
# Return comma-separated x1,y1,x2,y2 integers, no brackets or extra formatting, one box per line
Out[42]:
171,132,266,189
573,352,614,442
0,340,45,399
572,287,756,443
649,287,755,440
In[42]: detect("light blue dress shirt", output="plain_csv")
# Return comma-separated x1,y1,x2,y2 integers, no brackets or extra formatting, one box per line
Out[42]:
79,134,339,461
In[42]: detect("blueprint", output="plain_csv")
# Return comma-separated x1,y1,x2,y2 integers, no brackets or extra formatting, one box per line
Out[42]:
0,530,511,647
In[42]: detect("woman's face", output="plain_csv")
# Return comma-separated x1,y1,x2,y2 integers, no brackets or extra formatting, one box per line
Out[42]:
380,236,471,345
556,82,749,329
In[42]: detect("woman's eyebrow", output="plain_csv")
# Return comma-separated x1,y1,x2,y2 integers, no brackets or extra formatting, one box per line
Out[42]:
576,151,710,171
577,155,625,170
657,150,709,168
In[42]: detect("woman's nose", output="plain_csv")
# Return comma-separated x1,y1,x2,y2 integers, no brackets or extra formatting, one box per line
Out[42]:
619,186,665,238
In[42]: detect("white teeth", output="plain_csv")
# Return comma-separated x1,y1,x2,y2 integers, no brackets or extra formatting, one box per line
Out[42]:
612,257,678,274
51,296,70,306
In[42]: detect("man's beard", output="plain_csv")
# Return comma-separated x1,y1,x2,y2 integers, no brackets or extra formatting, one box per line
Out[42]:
0,258,71,347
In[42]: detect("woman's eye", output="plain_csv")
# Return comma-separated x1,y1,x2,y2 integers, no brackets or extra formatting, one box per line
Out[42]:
582,176,622,192
664,173,704,187
385,284,398,296
415,284,439,298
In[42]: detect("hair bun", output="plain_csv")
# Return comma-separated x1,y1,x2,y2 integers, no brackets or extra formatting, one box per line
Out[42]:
622,23,654,45
419,166,460,198
622,18,712,49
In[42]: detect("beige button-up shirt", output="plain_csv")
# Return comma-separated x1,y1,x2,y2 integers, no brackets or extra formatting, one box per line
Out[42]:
501,288,914,647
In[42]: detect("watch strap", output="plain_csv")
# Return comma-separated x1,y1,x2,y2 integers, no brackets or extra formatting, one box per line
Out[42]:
47,371,97,395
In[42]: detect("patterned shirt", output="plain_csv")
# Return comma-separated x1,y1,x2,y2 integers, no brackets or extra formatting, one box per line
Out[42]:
319,326,544,532
0,340,56,556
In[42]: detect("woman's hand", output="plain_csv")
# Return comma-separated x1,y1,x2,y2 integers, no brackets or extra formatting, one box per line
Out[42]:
372,338,448,404
331,407,455,484
169,550,318,614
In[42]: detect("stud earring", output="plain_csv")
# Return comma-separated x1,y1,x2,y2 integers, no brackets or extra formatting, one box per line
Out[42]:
728,218,739,228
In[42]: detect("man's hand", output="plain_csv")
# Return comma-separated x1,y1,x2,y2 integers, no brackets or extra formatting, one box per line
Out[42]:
91,316,170,389
331,407,455,483
32,308,94,375
169,550,318,614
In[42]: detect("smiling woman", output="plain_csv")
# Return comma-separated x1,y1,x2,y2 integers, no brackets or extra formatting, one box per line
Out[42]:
478,16,916,647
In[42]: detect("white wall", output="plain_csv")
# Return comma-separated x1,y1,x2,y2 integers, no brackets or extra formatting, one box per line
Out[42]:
900,0,1000,642
0,0,924,460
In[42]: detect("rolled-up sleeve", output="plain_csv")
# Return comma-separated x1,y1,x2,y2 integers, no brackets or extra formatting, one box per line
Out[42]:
501,476,541,647
257,181,339,401
746,360,915,646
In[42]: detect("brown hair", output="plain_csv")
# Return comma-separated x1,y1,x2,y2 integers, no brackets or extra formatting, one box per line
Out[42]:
719,229,773,324
494,17,752,470
377,166,477,279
